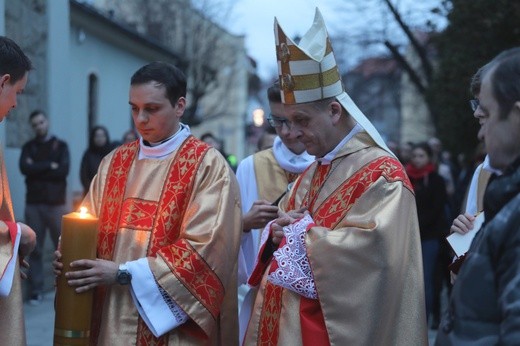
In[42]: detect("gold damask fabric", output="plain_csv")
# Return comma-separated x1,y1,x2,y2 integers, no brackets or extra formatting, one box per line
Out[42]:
0,146,26,346
253,149,295,204
84,141,242,345
244,132,428,345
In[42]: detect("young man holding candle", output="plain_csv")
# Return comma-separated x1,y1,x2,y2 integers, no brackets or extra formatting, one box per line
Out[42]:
20,109,70,305
54,61,242,345
0,36,37,346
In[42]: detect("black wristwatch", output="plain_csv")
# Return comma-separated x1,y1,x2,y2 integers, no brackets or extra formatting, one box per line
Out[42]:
116,264,132,285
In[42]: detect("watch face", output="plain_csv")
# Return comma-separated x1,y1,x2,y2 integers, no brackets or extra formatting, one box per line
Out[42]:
117,270,132,285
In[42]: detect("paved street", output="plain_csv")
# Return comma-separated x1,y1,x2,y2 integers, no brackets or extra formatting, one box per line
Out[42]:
24,291,54,346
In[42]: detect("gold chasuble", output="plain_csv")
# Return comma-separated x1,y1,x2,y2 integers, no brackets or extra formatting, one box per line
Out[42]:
0,147,26,346
253,149,298,203
245,133,427,345
84,136,242,345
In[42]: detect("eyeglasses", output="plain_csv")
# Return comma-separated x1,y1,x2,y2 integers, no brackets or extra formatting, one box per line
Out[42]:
267,114,290,128
267,113,310,130
469,99,479,112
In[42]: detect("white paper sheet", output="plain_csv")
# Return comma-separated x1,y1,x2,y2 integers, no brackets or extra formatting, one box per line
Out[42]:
446,212,485,257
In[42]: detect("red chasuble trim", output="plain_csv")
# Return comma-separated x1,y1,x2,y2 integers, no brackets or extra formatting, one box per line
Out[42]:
148,136,208,256
92,140,139,344
313,156,412,229
92,137,214,345
257,282,284,345
159,239,224,320
257,155,411,345
97,140,139,260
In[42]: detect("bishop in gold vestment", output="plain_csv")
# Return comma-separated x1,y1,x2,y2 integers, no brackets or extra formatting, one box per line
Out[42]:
245,133,427,345
244,9,427,345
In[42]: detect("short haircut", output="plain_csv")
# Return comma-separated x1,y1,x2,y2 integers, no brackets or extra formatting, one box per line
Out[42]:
131,61,187,107
0,36,32,83
414,141,433,158
267,81,282,103
29,109,45,121
487,47,520,119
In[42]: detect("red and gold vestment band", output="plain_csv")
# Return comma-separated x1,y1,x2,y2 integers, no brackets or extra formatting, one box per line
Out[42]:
83,136,242,345
0,147,26,346
244,132,428,345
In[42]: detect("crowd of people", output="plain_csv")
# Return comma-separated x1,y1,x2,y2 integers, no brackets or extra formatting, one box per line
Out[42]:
1,7,520,346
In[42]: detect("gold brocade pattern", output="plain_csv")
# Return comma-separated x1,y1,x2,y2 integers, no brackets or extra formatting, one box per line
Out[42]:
258,282,283,345
245,133,428,346
159,240,224,319
84,138,241,345
253,149,294,203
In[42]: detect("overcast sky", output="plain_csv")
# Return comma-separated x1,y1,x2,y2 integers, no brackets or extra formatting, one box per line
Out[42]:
223,0,446,80
225,0,338,80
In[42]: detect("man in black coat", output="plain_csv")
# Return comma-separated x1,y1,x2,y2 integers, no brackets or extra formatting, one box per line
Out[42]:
436,47,520,344
19,110,69,304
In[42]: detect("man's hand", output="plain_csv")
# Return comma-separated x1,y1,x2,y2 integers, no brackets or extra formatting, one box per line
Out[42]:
65,259,119,293
271,208,307,245
450,213,475,235
243,200,279,231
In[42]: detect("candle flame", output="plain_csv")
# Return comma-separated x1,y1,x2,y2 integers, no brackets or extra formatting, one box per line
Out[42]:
79,207,88,218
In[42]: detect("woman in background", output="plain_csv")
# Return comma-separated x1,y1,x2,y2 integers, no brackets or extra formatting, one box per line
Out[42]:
406,142,448,326
80,126,113,195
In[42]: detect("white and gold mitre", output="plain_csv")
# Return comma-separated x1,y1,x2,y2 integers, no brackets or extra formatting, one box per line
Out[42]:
274,8,394,155
274,9,342,104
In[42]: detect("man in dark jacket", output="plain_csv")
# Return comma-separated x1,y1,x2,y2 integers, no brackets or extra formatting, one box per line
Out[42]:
19,110,69,304
436,47,520,344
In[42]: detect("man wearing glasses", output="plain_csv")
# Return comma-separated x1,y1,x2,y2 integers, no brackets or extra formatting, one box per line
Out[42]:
236,82,314,343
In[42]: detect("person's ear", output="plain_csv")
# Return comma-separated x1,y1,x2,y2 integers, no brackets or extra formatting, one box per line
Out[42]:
329,101,342,124
175,97,186,115
0,74,11,89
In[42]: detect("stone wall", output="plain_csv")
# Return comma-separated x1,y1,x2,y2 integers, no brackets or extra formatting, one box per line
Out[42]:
5,0,47,148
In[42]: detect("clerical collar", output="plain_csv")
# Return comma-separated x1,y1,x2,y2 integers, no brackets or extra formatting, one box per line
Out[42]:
272,136,314,173
317,123,362,165
138,124,191,160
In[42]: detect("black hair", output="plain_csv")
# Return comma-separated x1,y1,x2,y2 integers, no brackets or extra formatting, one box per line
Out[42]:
131,61,186,107
414,141,433,158
89,125,111,150
0,36,32,83
267,81,282,103
29,109,45,121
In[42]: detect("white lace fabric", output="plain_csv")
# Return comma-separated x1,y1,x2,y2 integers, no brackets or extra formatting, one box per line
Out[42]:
267,214,318,299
